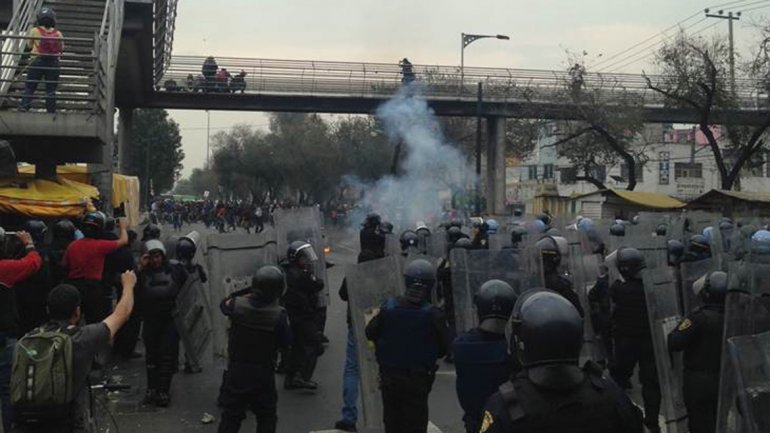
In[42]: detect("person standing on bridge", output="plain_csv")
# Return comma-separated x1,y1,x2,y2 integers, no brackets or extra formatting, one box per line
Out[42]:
19,7,63,114
399,58,416,84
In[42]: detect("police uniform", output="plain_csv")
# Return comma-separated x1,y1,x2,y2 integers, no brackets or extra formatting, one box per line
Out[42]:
452,328,514,433
479,363,643,433
283,264,324,385
218,293,291,433
544,273,584,317
668,304,724,433
365,296,448,433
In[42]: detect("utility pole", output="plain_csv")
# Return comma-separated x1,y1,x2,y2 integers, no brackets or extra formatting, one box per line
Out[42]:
705,8,741,94
475,82,483,215
206,110,211,167
460,32,509,94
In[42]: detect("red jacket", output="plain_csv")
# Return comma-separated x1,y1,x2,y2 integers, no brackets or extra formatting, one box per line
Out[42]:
0,250,42,288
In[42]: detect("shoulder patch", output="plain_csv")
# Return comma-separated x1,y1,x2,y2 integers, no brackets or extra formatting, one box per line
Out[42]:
678,318,692,331
480,410,495,433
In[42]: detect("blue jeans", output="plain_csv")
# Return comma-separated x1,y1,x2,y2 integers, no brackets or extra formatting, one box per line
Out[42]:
20,56,60,113
0,335,17,433
340,326,359,425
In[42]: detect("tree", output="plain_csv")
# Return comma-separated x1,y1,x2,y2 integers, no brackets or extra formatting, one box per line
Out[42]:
127,109,184,200
645,30,770,190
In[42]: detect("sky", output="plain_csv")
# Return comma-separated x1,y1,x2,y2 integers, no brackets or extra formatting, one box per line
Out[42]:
168,0,770,178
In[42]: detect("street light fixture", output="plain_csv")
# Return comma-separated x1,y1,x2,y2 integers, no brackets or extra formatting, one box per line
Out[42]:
460,32,510,93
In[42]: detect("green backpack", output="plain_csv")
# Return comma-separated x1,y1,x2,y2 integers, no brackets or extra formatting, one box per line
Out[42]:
10,324,75,415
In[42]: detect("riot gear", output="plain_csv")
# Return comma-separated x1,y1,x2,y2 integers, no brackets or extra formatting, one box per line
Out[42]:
667,239,684,266
378,221,394,235
486,219,499,234
52,219,75,243
176,231,200,264
688,234,710,256
616,247,646,280
475,279,517,334
252,265,286,302
535,236,563,271
403,258,435,300
399,230,419,252
631,215,640,225
23,220,47,245
692,270,728,305
144,239,166,256
510,226,527,246
287,241,318,265
511,290,583,366
610,222,626,237
536,213,552,227
454,238,472,250
143,223,162,241
656,224,667,236
363,213,381,228
750,229,770,255
447,226,464,245
81,211,105,236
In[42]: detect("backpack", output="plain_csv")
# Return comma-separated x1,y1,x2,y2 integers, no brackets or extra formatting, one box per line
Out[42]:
10,324,76,418
37,27,62,56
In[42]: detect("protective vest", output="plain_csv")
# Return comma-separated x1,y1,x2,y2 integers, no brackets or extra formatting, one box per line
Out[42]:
374,297,439,371
140,268,180,315
683,306,724,373
453,329,510,432
228,296,284,366
610,279,650,337
498,368,621,433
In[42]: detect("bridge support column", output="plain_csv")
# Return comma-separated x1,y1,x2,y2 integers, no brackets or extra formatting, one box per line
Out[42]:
485,116,507,215
117,107,133,174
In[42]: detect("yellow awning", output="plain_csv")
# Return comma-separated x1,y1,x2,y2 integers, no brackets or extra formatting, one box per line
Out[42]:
0,175,97,217
610,189,685,209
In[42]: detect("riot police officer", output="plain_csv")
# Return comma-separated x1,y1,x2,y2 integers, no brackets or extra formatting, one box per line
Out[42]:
453,280,517,433
137,239,188,407
668,271,727,433
535,236,584,316
365,259,449,433
142,223,162,241
400,230,420,256
683,234,711,262
217,265,292,433
470,218,489,250
283,241,324,390
608,247,661,432
175,231,208,373
360,213,385,258
508,226,528,251
610,222,626,237
479,290,643,433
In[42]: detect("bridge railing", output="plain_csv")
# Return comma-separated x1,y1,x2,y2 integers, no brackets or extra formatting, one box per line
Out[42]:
153,0,178,86
0,0,44,98
94,0,123,127
158,55,768,110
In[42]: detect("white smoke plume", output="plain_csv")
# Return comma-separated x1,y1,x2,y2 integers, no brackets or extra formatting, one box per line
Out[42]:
346,86,474,230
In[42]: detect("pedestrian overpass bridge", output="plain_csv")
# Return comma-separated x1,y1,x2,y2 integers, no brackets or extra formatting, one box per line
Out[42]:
0,0,769,213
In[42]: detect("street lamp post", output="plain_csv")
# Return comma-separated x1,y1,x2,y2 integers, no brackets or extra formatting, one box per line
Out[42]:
460,32,509,93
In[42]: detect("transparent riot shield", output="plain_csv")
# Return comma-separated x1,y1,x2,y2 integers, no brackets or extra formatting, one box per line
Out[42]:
678,258,715,315
716,260,770,433
566,231,602,363
274,207,329,306
449,248,526,334
724,331,770,433
641,267,689,433
488,232,510,250
384,233,401,257
204,230,278,359
173,267,212,369
346,256,404,430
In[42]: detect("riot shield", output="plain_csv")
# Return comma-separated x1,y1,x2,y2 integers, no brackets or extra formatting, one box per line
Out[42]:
488,232,510,250
274,207,329,306
204,229,278,359
678,258,716,315
384,233,401,257
173,267,212,370
449,248,526,334
724,331,770,433
566,231,602,363
716,260,770,433
641,267,689,433
346,256,404,430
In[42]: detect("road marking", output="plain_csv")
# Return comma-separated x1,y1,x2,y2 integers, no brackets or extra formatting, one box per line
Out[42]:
435,370,457,376
311,422,443,433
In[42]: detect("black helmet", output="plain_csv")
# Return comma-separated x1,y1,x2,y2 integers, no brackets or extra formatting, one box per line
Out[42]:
616,247,646,280
23,220,48,244
176,238,196,263
536,236,562,271
81,211,105,237
656,224,667,236
104,217,116,232
475,280,517,333
378,221,394,235
37,7,56,27
719,220,734,232
446,226,464,245
53,219,75,243
688,234,710,255
536,213,552,227
251,265,286,302
287,241,318,265
511,290,583,367
143,224,161,241
403,258,435,302
453,237,473,250
693,270,728,305
511,226,528,245
667,239,684,266
363,213,381,228
609,222,626,237
400,230,419,251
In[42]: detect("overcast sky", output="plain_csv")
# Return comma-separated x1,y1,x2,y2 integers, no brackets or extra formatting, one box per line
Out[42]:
168,0,770,177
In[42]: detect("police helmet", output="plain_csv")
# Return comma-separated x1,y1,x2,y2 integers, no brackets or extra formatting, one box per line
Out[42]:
143,239,166,256
616,247,646,280
536,213,552,227
37,7,56,27
511,290,583,367
475,279,517,331
609,222,626,237
251,265,286,302
535,236,564,271
693,270,728,305
577,217,594,233
403,258,435,302
400,230,419,251
53,219,76,242
689,234,711,255
631,215,640,225
667,239,685,266
719,220,734,232
287,241,318,264
176,238,196,263
531,219,547,234
486,219,499,234
378,221,394,235
23,220,48,244
82,211,106,230
751,229,770,255
363,213,381,228
446,226,464,245
453,238,473,250
510,226,528,245
143,224,161,241
702,226,714,244
104,217,116,233
656,224,667,236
